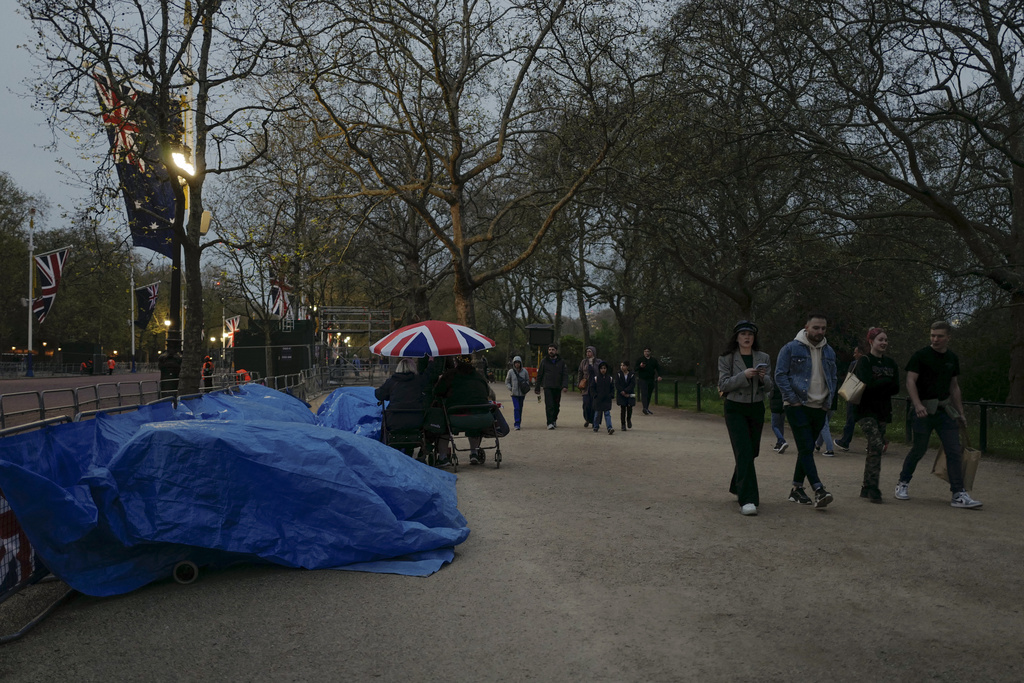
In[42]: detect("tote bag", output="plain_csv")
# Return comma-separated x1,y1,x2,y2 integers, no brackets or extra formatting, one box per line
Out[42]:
932,428,981,491
838,372,866,404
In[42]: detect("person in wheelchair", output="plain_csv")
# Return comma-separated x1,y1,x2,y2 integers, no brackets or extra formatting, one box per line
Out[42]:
433,354,495,466
375,359,429,455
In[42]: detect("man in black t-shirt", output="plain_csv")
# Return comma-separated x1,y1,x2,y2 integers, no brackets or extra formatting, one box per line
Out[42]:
894,321,982,508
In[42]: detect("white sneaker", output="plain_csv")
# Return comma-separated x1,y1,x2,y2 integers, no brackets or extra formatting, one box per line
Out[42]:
951,491,983,509
894,481,910,500
547,423,555,430
740,504,758,516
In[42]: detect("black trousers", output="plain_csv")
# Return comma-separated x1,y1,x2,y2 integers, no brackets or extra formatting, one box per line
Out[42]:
724,400,764,506
543,388,562,425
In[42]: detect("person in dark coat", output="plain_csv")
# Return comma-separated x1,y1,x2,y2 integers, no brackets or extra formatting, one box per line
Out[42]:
589,361,615,434
635,347,662,415
375,358,429,431
534,343,569,429
615,360,637,430
434,355,493,465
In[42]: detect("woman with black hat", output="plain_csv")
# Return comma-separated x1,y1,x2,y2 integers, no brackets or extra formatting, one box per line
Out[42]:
718,321,773,516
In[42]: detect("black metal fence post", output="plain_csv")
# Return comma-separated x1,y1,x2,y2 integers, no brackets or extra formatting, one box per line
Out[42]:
696,382,701,412
674,380,679,408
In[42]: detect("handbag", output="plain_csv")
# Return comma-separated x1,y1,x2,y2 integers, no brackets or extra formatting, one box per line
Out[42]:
578,376,588,391
933,427,980,491
838,372,865,404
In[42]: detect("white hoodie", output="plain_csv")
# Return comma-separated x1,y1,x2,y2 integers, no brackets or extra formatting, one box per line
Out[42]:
796,328,828,409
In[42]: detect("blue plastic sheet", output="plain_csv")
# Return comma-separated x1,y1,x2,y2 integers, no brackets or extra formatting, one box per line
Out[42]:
0,386,468,596
315,386,383,439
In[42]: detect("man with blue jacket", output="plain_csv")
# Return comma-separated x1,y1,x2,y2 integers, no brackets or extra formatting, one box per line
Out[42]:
774,313,837,509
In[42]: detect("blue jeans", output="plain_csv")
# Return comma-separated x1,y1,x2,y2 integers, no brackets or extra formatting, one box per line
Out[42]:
771,412,786,444
899,411,964,492
815,410,835,451
785,405,828,489
511,396,524,427
837,402,857,445
593,410,612,429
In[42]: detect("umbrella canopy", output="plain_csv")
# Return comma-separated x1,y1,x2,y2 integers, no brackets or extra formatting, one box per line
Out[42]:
370,320,496,358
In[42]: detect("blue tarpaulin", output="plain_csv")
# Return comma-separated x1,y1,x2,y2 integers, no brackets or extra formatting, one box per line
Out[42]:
0,385,468,596
315,386,382,439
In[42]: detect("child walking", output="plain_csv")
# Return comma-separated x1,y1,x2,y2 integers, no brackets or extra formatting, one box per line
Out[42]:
616,360,636,430
589,361,615,434
505,355,531,430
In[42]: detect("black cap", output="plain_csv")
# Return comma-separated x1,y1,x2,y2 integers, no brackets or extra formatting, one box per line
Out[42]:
734,320,758,335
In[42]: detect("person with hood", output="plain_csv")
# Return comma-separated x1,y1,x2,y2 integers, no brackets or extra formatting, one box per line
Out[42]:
774,312,837,509
505,355,531,430
435,354,493,465
578,345,601,427
616,360,637,430
534,343,569,429
589,361,615,434
718,321,773,516
375,358,429,434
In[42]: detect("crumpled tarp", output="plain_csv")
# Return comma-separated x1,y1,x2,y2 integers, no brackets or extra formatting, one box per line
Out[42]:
315,386,382,439
0,385,468,596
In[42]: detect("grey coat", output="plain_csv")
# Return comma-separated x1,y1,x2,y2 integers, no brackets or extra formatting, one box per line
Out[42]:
718,350,773,403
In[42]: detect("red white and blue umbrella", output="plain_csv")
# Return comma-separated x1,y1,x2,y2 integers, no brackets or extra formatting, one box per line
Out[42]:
370,320,496,358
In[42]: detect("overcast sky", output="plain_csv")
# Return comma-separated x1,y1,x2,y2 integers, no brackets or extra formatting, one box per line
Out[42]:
1,8,91,221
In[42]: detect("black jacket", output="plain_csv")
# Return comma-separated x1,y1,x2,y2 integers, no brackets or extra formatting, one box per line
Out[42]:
589,372,615,412
536,355,569,390
615,372,637,407
635,354,661,381
375,371,428,429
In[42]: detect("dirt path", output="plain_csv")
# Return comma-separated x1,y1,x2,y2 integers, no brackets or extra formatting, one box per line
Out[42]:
2,390,1023,681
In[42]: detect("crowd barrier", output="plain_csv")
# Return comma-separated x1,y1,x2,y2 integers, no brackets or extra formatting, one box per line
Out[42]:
0,371,328,643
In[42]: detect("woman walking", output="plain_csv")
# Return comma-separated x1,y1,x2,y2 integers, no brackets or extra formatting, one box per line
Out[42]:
718,321,773,516
855,328,900,503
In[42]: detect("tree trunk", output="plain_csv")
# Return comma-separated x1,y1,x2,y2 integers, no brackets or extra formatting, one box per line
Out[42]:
576,288,590,347
179,239,204,395
554,290,563,342
452,265,476,326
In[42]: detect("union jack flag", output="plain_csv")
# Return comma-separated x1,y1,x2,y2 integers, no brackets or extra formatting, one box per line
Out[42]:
95,73,177,259
32,248,70,324
1,492,42,597
225,315,241,348
135,282,160,328
269,279,291,319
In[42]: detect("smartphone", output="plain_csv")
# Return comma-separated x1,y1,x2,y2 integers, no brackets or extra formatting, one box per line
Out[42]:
754,363,768,370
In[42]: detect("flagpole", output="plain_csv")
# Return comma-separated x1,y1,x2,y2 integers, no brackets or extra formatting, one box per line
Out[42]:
26,208,35,378
130,264,137,373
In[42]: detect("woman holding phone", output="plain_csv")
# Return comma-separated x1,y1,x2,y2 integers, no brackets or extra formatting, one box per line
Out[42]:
718,321,773,516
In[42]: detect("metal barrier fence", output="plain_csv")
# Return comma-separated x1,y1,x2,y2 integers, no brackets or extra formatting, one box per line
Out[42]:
649,380,1024,458
0,381,163,431
0,370,332,642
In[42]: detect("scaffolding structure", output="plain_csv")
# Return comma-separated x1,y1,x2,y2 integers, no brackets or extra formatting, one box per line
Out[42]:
317,307,392,361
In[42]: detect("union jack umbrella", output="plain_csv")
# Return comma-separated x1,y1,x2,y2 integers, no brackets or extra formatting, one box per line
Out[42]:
225,315,241,348
370,320,496,358
32,248,70,324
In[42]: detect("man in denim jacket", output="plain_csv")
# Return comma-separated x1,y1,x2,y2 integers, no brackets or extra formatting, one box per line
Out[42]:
774,313,837,509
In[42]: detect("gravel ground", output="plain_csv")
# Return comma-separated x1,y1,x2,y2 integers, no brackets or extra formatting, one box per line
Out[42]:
2,390,1022,681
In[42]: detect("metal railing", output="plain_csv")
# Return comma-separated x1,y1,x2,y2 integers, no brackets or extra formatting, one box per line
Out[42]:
646,380,1024,457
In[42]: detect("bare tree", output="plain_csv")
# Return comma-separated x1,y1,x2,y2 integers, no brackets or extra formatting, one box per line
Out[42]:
23,0,297,392
283,0,653,325
749,0,1024,401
